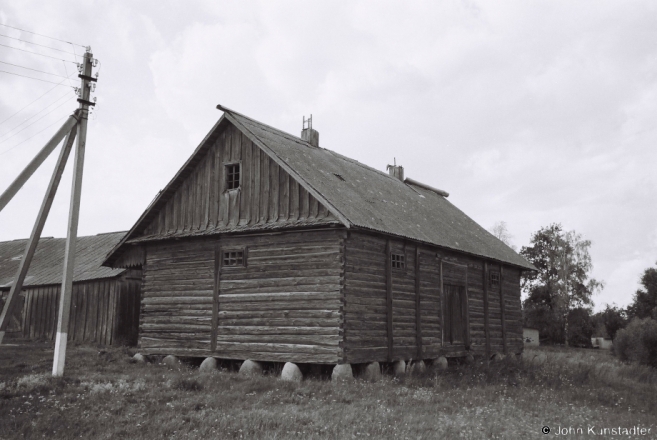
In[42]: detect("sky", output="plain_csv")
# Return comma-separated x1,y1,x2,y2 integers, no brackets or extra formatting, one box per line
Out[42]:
0,1,656,311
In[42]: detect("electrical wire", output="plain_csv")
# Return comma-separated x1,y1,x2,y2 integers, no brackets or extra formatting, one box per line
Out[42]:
0,97,75,144
0,23,86,48
0,113,73,156
0,92,72,139
0,60,69,78
0,42,77,63
0,33,76,55
0,69,75,85
0,77,70,127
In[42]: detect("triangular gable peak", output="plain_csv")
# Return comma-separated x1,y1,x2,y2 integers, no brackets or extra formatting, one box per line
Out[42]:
106,119,341,266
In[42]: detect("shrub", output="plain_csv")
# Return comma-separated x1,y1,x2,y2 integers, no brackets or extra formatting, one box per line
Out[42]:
171,377,203,392
614,318,657,368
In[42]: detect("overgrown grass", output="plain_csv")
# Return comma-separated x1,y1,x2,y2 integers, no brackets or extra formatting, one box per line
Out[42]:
0,342,655,439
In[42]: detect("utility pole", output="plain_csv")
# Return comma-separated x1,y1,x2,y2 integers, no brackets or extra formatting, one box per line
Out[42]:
52,48,96,376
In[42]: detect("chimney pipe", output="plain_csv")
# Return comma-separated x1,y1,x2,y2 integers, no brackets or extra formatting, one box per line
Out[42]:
387,163,404,181
301,115,319,147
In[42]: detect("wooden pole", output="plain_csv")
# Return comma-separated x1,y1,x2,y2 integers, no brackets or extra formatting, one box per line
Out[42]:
0,115,80,213
0,123,78,345
52,50,94,376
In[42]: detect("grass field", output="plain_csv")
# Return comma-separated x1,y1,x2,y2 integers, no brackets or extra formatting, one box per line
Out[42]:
1,342,656,439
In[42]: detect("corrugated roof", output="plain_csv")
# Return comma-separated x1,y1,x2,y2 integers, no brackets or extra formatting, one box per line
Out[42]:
0,232,127,288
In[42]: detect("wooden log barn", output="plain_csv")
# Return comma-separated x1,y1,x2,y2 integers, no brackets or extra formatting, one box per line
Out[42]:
0,232,141,346
103,105,535,367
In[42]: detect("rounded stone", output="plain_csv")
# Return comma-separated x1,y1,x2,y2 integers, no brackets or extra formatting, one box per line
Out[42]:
331,364,354,382
532,353,547,366
407,360,426,375
434,356,448,370
362,362,382,382
199,357,217,373
239,360,263,376
464,354,475,365
491,352,505,362
392,360,406,376
162,355,181,369
281,362,303,382
133,353,147,363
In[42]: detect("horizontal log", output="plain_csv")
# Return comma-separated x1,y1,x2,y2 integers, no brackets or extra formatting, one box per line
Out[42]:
218,317,340,327
217,310,339,319
217,326,340,335
217,299,341,311
219,291,340,303
142,296,213,305
215,334,340,346
214,342,338,355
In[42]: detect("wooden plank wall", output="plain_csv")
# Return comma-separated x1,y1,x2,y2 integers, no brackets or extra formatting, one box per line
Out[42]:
390,241,418,360
17,275,140,346
418,251,441,358
139,240,215,356
142,124,335,237
216,230,344,363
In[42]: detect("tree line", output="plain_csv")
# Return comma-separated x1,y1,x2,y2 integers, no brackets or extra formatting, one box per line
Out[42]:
491,222,657,366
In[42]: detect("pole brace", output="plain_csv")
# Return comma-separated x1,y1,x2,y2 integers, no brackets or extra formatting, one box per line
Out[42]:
78,74,98,83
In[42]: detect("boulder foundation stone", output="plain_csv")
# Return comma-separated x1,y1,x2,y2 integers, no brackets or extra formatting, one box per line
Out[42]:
331,364,354,382
239,360,264,376
162,355,181,369
362,362,382,382
133,353,147,363
281,362,303,382
491,352,505,362
434,356,448,370
199,357,217,372
392,360,406,376
464,354,475,365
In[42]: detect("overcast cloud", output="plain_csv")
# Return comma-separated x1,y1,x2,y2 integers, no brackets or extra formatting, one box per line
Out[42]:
1,1,656,310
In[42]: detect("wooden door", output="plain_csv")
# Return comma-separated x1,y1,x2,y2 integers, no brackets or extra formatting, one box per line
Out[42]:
444,284,466,345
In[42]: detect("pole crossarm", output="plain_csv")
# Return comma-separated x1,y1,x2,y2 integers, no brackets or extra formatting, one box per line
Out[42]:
0,124,78,344
0,112,81,213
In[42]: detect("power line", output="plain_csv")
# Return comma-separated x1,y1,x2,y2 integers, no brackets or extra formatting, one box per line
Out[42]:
0,97,75,144
0,33,76,55
0,78,68,127
0,92,72,139
0,23,86,48
0,42,77,63
0,114,72,156
0,69,75,86
0,60,69,78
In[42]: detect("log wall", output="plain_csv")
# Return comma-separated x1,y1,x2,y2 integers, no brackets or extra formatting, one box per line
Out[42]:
142,124,335,237
139,229,345,362
344,231,524,363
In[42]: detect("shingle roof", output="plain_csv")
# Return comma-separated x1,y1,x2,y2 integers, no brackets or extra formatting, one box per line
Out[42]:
0,232,127,289
226,109,534,270
104,107,534,271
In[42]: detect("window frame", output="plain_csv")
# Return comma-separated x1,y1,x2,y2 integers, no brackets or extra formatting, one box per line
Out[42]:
224,162,242,191
221,248,247,268
390,252,406,270
489,270,500,289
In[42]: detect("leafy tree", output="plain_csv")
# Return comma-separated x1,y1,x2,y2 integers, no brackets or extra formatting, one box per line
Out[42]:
567,307,595,347
627,264,657,320
520,223,603,346
597,304,627,341
489,221,517,251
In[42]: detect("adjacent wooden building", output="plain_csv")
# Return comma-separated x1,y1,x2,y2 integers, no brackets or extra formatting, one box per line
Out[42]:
0,232,141,346
104,105,535,365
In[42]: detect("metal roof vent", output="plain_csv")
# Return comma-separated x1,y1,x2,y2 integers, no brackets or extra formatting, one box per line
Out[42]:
301,115,319,147
386,159,404,181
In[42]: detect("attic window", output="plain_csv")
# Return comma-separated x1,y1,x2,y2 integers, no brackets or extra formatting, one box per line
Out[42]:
489,271,500,288
391,253,405,269
333,173,345,182
223,250,245,267
225,163,241,190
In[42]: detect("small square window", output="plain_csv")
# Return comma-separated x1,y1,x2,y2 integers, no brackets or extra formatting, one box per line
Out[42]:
223,250,245,267
391,253,405,269
225,163,240,190
489,271,500,288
